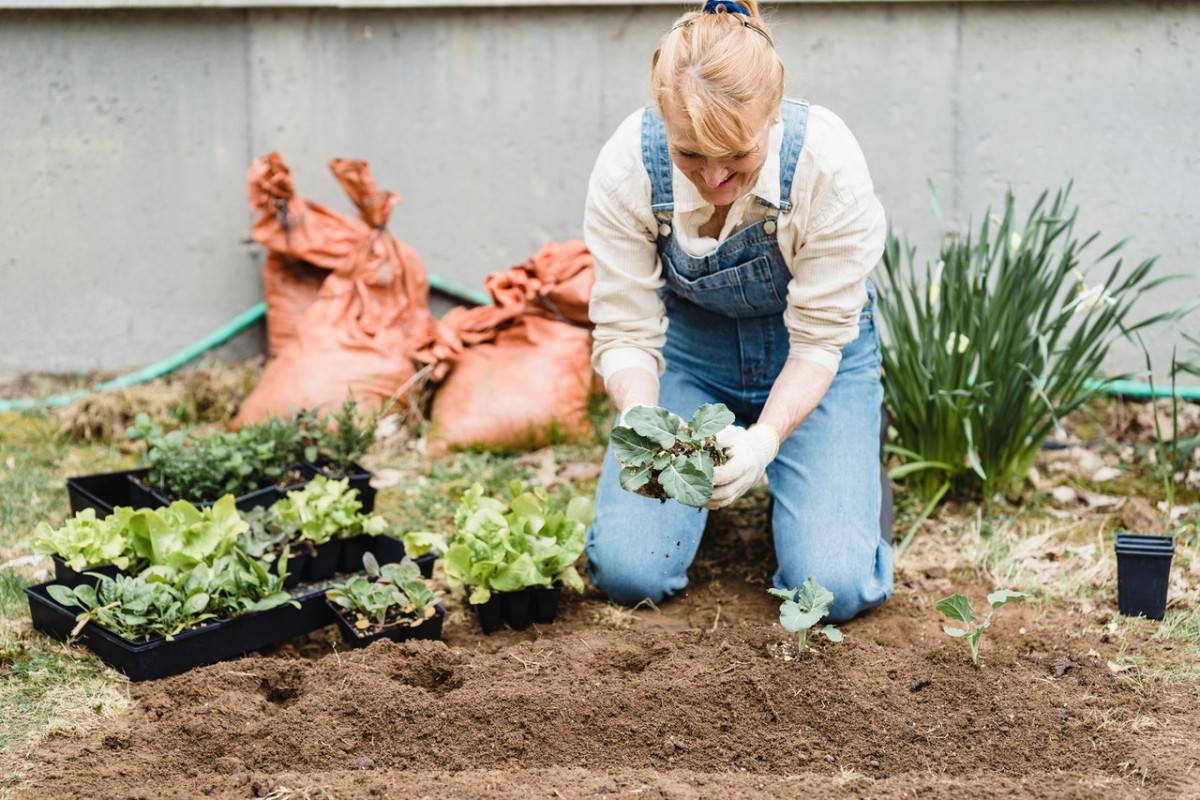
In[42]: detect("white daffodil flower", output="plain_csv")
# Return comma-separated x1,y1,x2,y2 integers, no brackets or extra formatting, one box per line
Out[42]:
1070,268,1117,315
1009,231,1022,252
929,260,944,306
945,333,970,355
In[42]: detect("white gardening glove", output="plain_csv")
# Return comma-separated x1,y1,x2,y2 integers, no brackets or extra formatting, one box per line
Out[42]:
706,424,780,510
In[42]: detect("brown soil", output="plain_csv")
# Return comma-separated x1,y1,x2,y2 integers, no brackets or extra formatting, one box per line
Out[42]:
16,513,1200,800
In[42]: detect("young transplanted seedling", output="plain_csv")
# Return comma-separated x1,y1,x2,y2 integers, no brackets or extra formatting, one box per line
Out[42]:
936,589,1027,666
610,403,733,508
767,577,843,654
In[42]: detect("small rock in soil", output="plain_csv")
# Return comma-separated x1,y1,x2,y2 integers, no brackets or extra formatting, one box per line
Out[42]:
351,757,375,770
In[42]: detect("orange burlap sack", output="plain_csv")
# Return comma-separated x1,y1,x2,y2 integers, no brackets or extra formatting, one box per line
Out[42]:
261,252,327,358
425,315,595,454
418,241,599,454
234,155,440,427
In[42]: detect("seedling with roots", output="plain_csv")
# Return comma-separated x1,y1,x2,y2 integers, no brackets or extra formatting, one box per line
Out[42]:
768,577,843,653
936,589,1027,666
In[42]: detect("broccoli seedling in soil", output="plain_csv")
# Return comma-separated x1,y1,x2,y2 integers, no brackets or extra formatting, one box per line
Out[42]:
936,589,1027,666
768,577,843,654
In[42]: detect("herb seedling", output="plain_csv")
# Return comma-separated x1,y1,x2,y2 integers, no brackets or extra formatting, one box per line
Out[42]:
767,577,843,653
610,403,733,507
936,589,1027,666
326,554,438,635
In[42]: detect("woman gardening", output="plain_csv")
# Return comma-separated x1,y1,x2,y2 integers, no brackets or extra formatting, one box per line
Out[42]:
584,0,892,622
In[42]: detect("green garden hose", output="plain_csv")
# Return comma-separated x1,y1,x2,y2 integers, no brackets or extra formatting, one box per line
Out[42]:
0,278,1196,412
0,275,492,412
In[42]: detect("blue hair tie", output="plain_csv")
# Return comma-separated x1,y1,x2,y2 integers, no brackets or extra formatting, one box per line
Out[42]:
703,0,752,16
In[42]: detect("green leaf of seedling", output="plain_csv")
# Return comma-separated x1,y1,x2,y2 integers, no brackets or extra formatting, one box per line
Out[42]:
610,427,658,466
935,594,976,625
687,403,735,439
619,464,652,493
685,451,714,481
47,584,82,608
820,624,843,643
766,587,797,602
795,576,835,614
182,592,211,616
659,458,711,508
986,589,1027,610
779,605,824,634
942,625,968,637
622,406,684,450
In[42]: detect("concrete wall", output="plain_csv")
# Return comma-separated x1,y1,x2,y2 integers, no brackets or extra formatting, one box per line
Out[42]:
1,2,1196,375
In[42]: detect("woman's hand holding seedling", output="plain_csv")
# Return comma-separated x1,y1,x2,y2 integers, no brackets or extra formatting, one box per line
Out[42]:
705,423,779,509
611,404,733,507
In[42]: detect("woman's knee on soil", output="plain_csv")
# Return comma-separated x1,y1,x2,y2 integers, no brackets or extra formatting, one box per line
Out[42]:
774,556,891,624
585,528,689,607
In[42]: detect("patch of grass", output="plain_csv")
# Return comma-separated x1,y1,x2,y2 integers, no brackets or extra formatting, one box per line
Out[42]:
0,412,127,554
1109,607,1200,685
0,569,127,788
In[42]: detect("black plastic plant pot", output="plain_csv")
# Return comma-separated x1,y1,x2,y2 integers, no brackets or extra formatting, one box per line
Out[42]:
531,584,563,625
281,549,309,590
475,595,504,634
24,581,336,682
299,461,376,513
503,590,533,630
123,474,280,513
362,535,437,579
339,535,372,574
1115,534,1175,620
328,601,446,648
302,540,343,581
66,468,149,516
51,556,124,588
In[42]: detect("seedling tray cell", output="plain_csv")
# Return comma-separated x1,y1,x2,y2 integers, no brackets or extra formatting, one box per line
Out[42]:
51,556,124,588
65,468,148,516
124,474,280,513
303,540,343,581
328,601,446,648
25,581,336,682
360,535,436,579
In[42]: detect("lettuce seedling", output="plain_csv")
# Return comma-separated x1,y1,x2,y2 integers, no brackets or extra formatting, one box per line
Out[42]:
767,577,843,653
443,482,593,604
610,403,733,507
936,589,1027,666
31,508,133,573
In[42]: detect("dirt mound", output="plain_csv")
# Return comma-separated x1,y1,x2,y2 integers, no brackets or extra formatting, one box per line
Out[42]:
18,564,1200,800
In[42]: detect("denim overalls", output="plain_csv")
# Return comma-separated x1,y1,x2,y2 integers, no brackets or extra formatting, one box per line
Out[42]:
585,100,893,622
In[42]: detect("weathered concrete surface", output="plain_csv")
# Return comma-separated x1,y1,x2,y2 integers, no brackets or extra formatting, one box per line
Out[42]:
1,3,1196,374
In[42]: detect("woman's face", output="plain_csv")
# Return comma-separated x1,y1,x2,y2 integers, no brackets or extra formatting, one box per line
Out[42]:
662,103,773,209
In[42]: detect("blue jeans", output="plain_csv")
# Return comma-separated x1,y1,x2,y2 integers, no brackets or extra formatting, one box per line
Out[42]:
585,291,893,623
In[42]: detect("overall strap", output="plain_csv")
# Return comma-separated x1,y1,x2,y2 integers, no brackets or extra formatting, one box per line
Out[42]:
767,98,810,213
640,108,675,215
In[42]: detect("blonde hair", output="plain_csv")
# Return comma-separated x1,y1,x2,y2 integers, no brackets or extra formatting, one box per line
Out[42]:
650,0,784,158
